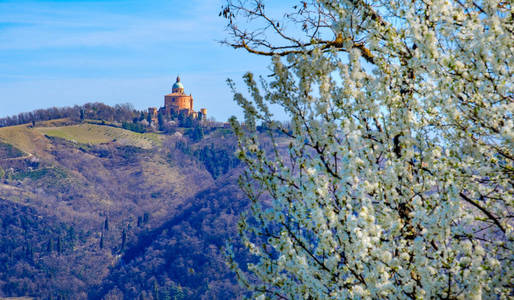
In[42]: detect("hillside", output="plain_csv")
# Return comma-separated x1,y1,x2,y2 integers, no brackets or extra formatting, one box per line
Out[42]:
0,118,247,299
94,169,248,299
38,123,162,149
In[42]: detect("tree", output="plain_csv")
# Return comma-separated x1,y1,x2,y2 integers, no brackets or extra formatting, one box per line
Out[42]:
158,113,166,131
67,226,76,246
100,232,104,249
147,112,153,125
223,0,513,298
121,228,127,251
47,238,54,253
153,281,160,300
189,126,204,142
57,235,63,254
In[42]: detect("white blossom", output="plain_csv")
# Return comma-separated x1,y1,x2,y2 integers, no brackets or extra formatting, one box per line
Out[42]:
224,0,513,298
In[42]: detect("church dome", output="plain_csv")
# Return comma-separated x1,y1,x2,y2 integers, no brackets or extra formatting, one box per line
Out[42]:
172,76,184,92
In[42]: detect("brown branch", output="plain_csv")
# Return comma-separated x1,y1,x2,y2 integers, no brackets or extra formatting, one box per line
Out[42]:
234,36,375,64
459,192,505,233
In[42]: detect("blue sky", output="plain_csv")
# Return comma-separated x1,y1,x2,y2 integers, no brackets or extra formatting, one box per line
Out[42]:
0,0,276,121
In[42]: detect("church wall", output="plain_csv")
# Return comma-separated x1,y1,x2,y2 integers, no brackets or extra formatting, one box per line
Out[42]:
155,78,204,119
164,94,193,114
175,96,192,111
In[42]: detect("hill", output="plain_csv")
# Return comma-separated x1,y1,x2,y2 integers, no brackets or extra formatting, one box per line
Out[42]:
0,116,247,299
94,169,248,299
38,123,162,149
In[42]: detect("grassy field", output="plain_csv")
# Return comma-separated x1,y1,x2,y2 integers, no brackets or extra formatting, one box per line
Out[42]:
37,123,164,149
0,124,46,157
0,120,163,155
0,122,162,149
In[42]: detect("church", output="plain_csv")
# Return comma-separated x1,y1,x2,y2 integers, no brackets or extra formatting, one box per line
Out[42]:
148,76,207,123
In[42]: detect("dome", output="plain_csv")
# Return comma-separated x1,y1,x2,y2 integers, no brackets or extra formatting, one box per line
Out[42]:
172,76,184,92
172,82,184,90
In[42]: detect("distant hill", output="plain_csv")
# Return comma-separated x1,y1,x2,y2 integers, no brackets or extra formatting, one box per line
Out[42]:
0,110,248,299
94,169,248,299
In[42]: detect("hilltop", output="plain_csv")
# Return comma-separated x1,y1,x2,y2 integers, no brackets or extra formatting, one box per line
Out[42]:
0,108,247,299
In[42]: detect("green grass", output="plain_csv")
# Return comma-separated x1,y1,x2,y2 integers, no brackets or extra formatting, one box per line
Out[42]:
0,121,164,162
37,124,163,149
0,124,44,155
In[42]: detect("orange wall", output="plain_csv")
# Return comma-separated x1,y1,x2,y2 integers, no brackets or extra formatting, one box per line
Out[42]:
165,95,193,112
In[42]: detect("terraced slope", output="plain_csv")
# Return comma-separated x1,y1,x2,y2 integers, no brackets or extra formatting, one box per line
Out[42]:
0,124,50,159
0,121,163,159
37,124,163,149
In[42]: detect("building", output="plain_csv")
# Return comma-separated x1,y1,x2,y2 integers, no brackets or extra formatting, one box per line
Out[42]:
164,76,194,115
147,76,207,127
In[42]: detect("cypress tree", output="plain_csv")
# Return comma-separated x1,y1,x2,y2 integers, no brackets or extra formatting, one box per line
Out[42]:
158,113,165,131
57,236,63,254
25,243,33,259
67,226,76,248
120,228,126,251
47,238,54,253
153,281,160,300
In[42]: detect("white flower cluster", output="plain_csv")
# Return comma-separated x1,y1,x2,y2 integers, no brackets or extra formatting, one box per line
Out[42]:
226,0,513,299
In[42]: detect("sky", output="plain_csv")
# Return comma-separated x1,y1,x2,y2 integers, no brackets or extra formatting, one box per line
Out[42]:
0,0,278,121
